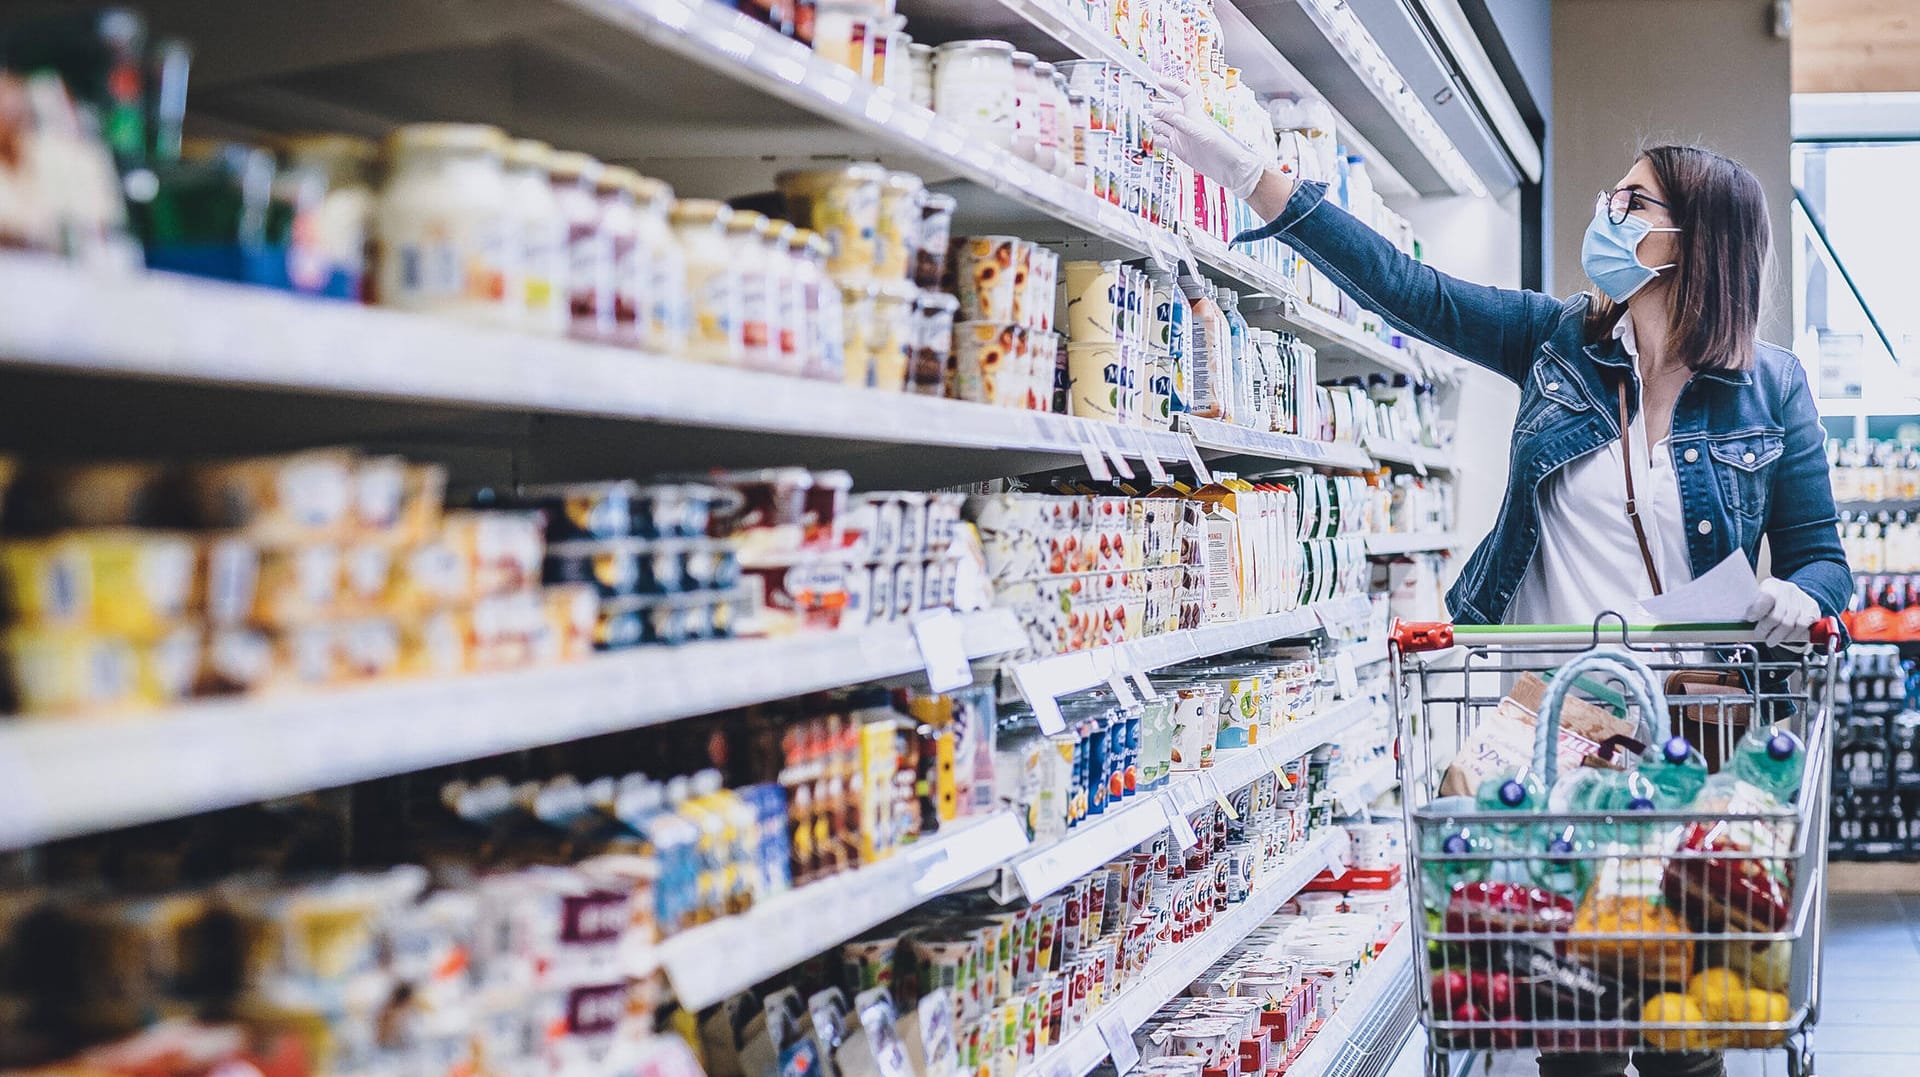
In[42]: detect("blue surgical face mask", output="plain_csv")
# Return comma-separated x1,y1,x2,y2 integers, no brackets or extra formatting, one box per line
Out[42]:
1581,201,1681,302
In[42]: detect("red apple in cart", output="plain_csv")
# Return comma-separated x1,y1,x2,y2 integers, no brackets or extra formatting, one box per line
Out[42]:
1454,1001,1489,1023
1487,972,1514,1015
1431,970,1469,1009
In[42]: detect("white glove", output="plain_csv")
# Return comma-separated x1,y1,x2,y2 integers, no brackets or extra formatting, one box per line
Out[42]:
1150,79,1269,201
1745,577,1821,647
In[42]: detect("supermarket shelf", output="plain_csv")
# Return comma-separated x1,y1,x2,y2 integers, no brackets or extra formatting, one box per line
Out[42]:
1281,303,1426,378
1334,755,1399,815
1364,439,1456,474
1837,499,1920,515
658,810,1030,1009
1283,930,1416,1077
0,253,1192,486
1364,532,1457,557
1010,594,1372,712
1022,830,1343,1077
0,610,1024,851
1345,636,1390,669
1178,415,1375,471
892,0,1157,87
1004,693,1377,901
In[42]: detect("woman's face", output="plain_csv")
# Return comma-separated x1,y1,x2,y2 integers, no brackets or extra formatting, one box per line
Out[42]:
1613,157,1682,273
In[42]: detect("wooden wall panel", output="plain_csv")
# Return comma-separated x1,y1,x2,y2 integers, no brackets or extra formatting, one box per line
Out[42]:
1794,0,1920,93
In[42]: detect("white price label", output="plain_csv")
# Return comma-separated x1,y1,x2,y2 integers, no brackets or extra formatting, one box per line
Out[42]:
1107,674,1138,708
1180,436,1213,485
1144,224,1183,274
912,609,974,693
1333,651,1360,700
1013,664,1068,735
1075,425,1114,481
1130,671,1160,700
1091,424,1135,480
1169,809,1200,850
1098,1012,1142,1075
1140,437,1171,483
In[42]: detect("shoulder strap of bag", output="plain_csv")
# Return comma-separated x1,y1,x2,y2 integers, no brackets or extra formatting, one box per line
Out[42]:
1618,377,1664,595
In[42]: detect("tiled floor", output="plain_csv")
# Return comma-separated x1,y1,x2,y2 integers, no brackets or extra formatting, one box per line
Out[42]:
1384,891,1920,1077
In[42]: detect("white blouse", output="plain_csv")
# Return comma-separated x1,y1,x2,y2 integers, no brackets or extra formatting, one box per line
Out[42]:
1506,318,1693,626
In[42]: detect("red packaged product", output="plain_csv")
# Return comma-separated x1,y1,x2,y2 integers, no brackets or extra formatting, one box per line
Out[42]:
1443,881,1577,936
1661,821,1793,932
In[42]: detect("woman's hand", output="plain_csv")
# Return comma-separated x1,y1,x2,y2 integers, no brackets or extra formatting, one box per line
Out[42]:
1746,577,1821,647
1150,79,1274,203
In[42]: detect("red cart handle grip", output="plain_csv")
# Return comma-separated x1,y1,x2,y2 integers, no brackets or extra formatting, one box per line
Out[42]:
1810,616,1843,652
1391,619,1454,653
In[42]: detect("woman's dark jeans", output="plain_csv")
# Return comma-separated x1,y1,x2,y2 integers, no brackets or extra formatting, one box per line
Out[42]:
1538,1052,1725,1077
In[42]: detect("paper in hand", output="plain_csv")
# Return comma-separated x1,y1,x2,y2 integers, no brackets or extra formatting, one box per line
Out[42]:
1639,550,1760,622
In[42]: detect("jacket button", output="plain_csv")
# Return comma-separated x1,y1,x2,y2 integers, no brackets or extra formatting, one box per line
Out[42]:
1683,448,1699,463
1546,381,1560,391
1697,520,1712,535
1744,451,1756,463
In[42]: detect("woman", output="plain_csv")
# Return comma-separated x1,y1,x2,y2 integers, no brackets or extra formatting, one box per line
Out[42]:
1153,87,1847,1077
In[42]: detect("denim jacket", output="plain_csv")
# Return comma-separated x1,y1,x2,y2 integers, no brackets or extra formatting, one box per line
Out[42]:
1237,181,1852,625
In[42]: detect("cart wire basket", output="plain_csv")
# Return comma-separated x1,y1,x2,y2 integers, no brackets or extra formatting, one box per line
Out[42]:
1389,616,1843,1077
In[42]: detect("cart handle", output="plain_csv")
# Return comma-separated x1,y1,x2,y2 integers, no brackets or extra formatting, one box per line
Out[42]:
1532,650,1666,788
1390,615,1844,652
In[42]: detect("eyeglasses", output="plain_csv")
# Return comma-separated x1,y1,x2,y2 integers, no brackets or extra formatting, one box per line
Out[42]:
1598,187,1672,226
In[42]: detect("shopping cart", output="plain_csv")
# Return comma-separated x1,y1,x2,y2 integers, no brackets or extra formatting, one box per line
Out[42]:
1389,616,1843,1077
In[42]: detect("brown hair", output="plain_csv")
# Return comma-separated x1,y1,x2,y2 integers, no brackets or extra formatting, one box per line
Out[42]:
1583,144,1769,371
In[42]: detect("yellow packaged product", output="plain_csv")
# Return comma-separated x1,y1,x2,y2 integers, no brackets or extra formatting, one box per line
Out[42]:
4,623,201,715
1565,875,1694,988
187,448,357,542
250,543,342,627
1,530,197,634
443,509,545,598
349,457,448,544
339,540,397,614
199,625,275,696
200,534,261,628
389,538,471,615
334,617,401,681
398,608,469,678
540,584,598,665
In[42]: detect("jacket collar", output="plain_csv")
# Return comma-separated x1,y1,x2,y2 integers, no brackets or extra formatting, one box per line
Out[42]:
1579,339,1753,386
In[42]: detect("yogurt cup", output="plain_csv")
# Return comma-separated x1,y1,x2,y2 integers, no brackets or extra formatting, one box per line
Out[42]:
954,320,1022,406
1066,341,1124,422
954,235,1021,321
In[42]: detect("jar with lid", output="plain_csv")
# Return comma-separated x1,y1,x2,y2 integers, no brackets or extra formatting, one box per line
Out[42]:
726,209,777,370
1049,72,1075,180
872,16,908,91
285,133,376,302
548,150,611,340
874,170,923,283
630,175,688,355
914,191,956,290
907,43,935,110
840,281,878,387
1029,60,1060,174
869,281,917,392
910,290,959,396
1064,90,1091,190
805,234,846,382
780,226,814,378
498,138,566,335
375,123,512,324
599,164,643,344
777,164,885,285
765,218,805,375
669,199,743,364
932,41,1015,149
1010,51,1040,164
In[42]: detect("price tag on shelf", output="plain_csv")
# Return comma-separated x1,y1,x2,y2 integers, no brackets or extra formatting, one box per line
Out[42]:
1139,436,1171,483
1168,807,1200,850
1090,424,1135,480
1107,674,1138,708
1333,651,1360,701
1130,671,1160,700
1144,223,1183,275
1180,437,1214,485
1072,425,1114,482
911,609,974,693
1098,1012,1142,1075
1012,663,1068,735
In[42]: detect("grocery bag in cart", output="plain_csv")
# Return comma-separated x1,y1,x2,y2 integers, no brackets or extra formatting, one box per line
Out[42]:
1389,618,1840,1077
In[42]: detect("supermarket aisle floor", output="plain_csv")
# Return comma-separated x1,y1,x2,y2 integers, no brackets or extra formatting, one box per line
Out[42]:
1383,887,1920,1077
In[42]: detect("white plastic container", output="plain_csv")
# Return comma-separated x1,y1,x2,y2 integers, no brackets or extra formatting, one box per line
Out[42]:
670,199,743,364
500,138,567,336
933,40,1016,149
376,123,512,324
549,150,611,340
